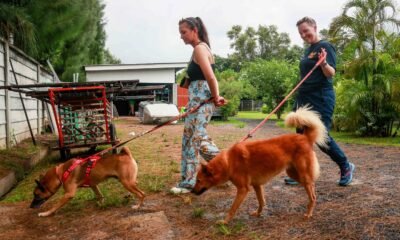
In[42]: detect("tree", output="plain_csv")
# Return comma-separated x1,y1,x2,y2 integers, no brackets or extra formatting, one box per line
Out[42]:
0,0,120,82
227,25,257,61
213,54,241,72
216,69,257,120
227,24,303,67
329,0,400,136
240,59,297,119
285,45,303,63
257,25,291,60
103,49,122,64
0,2,36,53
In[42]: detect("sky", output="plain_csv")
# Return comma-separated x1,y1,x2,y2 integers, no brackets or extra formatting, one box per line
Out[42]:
103,0,350,64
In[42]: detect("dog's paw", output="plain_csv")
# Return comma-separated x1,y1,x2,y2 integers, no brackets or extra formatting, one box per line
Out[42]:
131,204,141,210
304,213,312,219
38,211,52,217
250,211,261,217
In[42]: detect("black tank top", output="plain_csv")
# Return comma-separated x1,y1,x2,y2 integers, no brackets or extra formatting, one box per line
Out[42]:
186,43,215,82
187,60,215,81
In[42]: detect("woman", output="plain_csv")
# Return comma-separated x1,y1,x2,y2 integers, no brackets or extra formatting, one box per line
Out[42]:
170,17,226,194
285,17,355,186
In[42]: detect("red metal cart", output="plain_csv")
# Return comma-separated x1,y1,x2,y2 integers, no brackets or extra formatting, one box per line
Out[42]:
48,85,117,159
1,80,166,160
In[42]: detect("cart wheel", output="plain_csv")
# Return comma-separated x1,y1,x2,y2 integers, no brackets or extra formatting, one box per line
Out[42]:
109,123,118,154
88,146,97,154
60,148,71,161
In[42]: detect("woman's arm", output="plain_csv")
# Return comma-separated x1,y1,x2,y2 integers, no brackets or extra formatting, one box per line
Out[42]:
194,45,225,106
320,61,335,78
319,48,336,78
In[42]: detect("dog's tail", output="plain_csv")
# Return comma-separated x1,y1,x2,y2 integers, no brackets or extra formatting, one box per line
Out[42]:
120,146,133,158
284,106,328,148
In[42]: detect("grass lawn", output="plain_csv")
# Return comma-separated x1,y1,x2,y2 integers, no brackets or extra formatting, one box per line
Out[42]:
234,111,400,147
330,132,400,147
211,118,246,128
272,115,400,147
235,111,280,120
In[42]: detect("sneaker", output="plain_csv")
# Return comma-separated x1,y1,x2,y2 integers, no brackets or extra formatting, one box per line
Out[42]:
170,187,191,194
338,162,355,186
284,176,299,185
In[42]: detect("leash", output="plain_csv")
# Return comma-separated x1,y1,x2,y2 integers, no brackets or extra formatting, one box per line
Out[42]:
240,56,326,142
93,97,214,158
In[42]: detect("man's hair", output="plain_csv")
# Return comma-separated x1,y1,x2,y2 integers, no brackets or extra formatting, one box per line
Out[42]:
296,17,317,27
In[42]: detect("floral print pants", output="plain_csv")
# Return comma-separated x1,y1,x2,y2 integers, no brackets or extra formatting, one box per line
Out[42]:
178,80,220,189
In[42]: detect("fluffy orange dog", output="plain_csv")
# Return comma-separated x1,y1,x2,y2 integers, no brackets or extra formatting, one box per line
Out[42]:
192,106,328,224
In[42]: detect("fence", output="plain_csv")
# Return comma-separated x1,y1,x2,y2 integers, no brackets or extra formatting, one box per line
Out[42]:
239,100,263,111
0,38,54,148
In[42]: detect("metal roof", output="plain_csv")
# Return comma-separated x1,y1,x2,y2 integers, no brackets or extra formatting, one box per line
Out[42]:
85,62,187,72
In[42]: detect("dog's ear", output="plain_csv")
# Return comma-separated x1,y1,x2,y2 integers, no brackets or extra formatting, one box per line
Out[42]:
201,164,213,177
35,179,46,192
200,160,208,167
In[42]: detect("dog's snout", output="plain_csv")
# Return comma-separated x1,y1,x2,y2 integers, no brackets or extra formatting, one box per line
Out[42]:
192,187,207,195
30,195,46,208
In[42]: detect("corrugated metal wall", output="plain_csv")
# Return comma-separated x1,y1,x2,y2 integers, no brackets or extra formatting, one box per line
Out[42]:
0,39,54,148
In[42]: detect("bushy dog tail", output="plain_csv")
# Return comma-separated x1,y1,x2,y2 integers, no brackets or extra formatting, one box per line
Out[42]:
284,106,328,148
120,146,133,158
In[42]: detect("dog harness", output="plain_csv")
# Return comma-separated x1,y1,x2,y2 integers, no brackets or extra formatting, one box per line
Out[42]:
57,155,101,187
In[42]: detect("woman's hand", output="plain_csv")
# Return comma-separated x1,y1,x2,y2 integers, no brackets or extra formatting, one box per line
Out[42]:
318,48,327,64
213,96,227,107
318,48,335,77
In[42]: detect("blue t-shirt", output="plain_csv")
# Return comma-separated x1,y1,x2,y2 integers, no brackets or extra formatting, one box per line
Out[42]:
298,40,336,92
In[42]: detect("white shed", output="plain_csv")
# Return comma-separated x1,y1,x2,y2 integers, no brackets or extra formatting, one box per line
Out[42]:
84,63,186,116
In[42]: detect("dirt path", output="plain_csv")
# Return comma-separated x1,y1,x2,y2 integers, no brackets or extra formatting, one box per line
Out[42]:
1,118,399,239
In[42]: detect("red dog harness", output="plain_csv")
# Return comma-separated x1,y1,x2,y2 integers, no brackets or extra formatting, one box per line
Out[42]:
57,155,101,187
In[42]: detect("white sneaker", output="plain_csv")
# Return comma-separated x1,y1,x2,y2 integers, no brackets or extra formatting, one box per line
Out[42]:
170,187,190,194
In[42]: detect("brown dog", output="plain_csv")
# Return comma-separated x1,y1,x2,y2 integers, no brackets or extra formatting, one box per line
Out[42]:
30,146,145,217
192,106,328,224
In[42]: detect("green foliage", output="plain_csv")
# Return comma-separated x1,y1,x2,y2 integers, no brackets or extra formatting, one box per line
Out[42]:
0,2,36,54
219,96,240,120
192,208,205,218
176,68,188,85
240,59,297,119
214,54,242,72
261,104,269,114
215,220,246,236
0,0,120,82
329,0,400,136
227,24,304,65
216,69,256,120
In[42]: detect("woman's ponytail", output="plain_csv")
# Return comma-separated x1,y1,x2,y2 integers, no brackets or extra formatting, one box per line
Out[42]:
179,17,210,48
195,17,210,48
